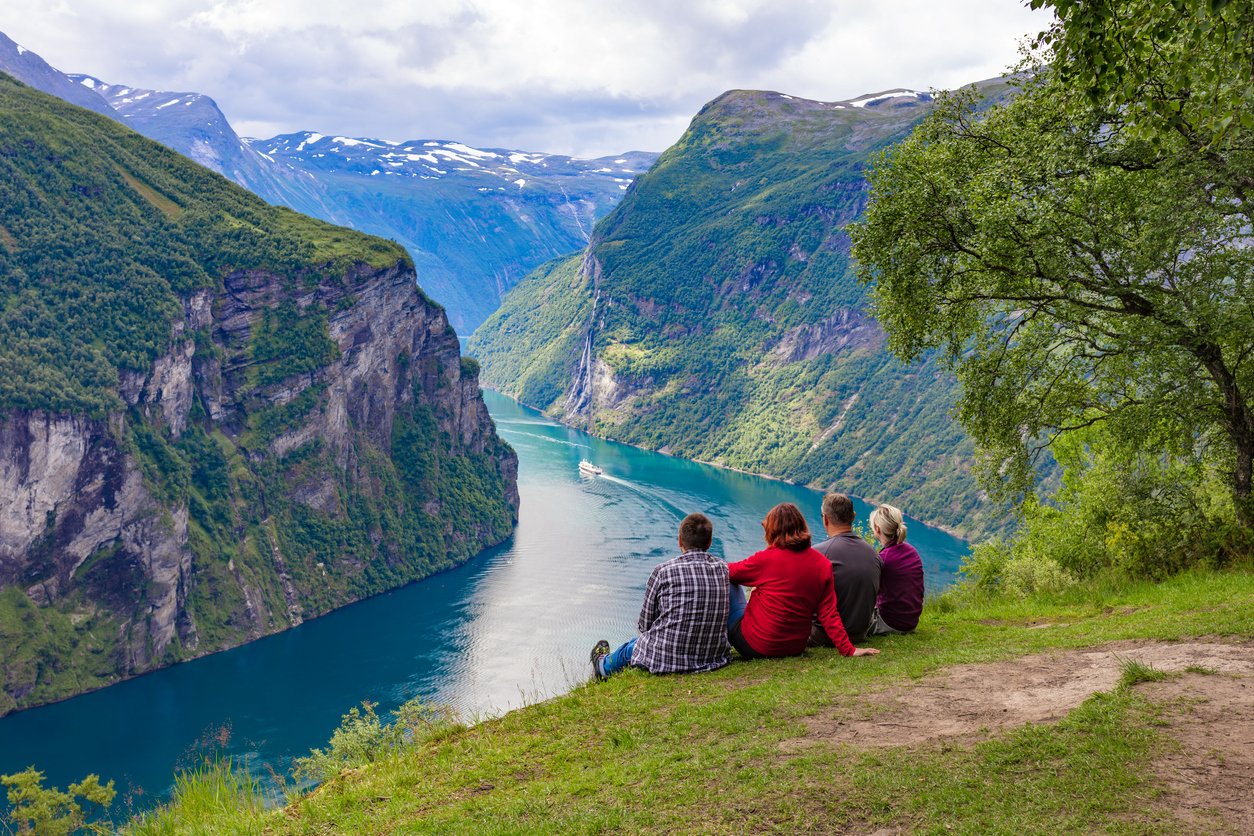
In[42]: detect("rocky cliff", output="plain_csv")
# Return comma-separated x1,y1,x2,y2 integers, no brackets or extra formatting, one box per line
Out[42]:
0,73,518,715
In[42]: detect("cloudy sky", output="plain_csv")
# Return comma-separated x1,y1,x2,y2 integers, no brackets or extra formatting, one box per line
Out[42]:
5,1,1050,157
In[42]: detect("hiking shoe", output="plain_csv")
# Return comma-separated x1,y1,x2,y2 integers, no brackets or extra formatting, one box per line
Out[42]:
590,639,611,681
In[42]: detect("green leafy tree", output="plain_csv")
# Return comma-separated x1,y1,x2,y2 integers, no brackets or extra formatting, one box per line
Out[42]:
850,71,1254,527
1031,0,1254,142
2,768,115,835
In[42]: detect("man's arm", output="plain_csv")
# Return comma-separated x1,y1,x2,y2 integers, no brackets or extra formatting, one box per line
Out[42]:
637,564,663,633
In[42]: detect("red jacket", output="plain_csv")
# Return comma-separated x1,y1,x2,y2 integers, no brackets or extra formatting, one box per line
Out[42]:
729,546,856,657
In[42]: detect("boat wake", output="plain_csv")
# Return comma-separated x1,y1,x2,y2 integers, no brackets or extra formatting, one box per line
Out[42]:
597,474,687,521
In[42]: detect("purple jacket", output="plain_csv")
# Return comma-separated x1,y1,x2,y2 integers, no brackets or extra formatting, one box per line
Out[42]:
876,542,924,631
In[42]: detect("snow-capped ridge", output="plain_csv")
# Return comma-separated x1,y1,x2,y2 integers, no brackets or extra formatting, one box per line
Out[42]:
840,89,932,109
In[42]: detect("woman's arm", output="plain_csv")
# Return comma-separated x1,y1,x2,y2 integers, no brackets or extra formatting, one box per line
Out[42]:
817,576,879,657
727,550,766,586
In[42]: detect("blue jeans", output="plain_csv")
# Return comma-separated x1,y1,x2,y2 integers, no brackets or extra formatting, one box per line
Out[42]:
727,583,747,628
601,637,637,676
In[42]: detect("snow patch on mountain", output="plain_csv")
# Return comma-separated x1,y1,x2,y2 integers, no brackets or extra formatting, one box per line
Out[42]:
846,89,932,108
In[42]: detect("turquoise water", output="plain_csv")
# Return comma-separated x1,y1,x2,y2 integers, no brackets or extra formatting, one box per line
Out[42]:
0,390,968,808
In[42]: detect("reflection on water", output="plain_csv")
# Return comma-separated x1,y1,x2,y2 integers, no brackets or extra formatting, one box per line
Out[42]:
0,390,969,806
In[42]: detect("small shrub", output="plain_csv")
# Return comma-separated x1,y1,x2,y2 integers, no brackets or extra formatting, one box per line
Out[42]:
2,767,115,836
1001,554,1076,598
291,697,460,787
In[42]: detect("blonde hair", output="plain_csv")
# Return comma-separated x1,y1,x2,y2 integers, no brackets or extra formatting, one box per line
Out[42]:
870,504,907,546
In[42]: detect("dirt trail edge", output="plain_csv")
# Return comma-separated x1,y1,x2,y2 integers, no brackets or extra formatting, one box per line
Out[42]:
781,639,1254,833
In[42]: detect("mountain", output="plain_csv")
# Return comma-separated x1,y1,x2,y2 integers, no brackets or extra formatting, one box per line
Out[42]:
0,72,518,714
469,87,1008,538
0,31,114,117
67,73,340,220
248,132,657,330
0,32,657,332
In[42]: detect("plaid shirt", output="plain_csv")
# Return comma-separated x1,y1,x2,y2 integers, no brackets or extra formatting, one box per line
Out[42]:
630,550,731,674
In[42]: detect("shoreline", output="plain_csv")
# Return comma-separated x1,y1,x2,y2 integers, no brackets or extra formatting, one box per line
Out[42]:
479,385,972,544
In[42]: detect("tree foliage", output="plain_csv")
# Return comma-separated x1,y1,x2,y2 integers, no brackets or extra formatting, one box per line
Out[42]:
2,768,115,835
1031,0,1254,143
852,69,1254,529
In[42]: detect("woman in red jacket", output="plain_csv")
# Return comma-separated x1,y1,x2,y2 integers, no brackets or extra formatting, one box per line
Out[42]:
727,503,880,659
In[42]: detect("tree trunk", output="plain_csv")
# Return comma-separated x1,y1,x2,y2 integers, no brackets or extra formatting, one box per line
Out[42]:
1233,429,1254,530
1190,340,1254,528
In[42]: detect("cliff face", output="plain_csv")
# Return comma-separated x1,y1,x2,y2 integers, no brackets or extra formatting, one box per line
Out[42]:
0,73,517,715
0,410,194,674
0,259,518,714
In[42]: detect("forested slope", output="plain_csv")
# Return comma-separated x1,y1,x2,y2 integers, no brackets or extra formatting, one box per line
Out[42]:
0,72,518,714
471,87,1005,537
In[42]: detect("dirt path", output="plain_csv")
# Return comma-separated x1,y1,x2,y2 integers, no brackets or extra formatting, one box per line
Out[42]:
780,639,1254,832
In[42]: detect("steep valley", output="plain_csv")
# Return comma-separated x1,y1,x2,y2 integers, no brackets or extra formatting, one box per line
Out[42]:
470,87,1010,539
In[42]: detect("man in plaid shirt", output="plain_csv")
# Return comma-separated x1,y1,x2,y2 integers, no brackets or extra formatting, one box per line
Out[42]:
591,513,731,679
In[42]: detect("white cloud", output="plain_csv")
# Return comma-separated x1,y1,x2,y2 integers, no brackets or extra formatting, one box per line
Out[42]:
0,1,1051,156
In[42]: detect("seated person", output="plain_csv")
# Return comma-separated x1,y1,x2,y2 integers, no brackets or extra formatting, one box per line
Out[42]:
808,492,882,645
726,502,879,660
866,504,925,635
591,512,731,679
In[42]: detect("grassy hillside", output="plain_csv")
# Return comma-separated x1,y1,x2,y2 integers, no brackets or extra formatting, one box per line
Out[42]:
470,88,1009,538
91,565,1254,834
0,71,405,417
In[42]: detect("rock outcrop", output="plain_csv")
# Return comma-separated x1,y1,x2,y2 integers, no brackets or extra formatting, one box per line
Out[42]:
0,258,518,715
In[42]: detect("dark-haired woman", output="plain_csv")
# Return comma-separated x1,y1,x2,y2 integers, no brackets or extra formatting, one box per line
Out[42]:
727,502,880,659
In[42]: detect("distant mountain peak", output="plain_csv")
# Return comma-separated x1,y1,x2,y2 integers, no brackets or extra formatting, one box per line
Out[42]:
68,73,210,113
249,131,650,190
0,30,114,116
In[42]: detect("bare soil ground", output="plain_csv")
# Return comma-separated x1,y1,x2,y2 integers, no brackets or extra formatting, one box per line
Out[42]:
780,639,1254,833
1140,670,1254,834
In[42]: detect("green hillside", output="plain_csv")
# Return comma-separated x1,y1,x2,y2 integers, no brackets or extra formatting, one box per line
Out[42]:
0,72,517,713
71,565,1251,834
0,73,403,417
470,88,1004,537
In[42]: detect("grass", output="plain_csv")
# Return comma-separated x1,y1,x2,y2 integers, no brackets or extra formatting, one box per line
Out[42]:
126,759,270,835
99,565,1253,833
1117,659,1175,689
117,168,184,220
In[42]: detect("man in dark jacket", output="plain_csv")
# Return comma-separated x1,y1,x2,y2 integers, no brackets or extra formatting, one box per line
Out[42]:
808,492,882,644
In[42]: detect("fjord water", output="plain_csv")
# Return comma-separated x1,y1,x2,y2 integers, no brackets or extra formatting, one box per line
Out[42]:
0,390,968,805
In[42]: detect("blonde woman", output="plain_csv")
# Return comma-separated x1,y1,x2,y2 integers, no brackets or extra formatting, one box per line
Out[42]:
867,504,924,635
